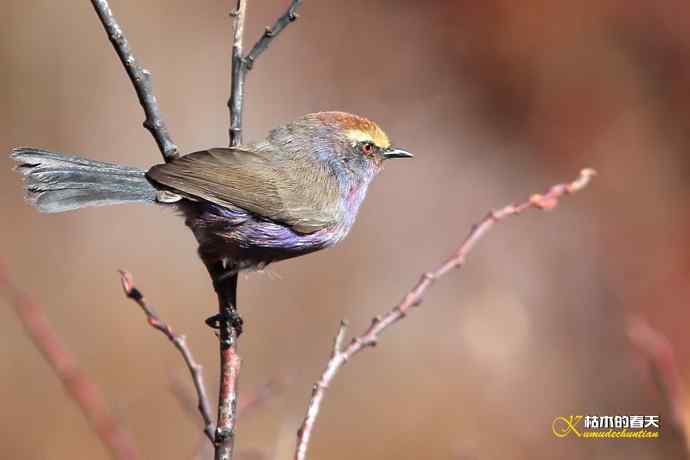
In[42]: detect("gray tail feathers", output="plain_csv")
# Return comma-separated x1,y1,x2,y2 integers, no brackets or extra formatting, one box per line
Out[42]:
11,147,159,213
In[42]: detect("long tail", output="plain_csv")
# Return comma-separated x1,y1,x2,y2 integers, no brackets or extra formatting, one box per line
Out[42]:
11,147,158,213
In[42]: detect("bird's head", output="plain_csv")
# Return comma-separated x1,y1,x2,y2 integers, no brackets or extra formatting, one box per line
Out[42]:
310,111,412,169
263,111,412,181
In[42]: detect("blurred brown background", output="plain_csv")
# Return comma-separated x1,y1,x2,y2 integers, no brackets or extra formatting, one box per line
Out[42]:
2,0,689,458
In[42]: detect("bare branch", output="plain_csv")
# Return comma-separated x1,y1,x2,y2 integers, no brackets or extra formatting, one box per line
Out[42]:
90,0,179,162
227,0,305,146
244,0,303,70
0,262,139,460
294,168,597,460
118,271,214,443
228,0,248,147
219,1,305,458
215,340,241,460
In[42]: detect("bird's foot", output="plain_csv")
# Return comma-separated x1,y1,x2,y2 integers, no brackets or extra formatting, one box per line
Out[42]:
205,309,244,336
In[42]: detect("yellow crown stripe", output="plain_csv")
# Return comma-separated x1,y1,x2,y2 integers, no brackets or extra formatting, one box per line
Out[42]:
345,128,391,149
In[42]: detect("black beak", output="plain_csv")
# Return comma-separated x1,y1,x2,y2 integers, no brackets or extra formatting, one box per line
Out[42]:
382,147,414,159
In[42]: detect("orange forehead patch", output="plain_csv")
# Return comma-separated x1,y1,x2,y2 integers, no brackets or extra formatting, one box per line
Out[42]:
315,111,391,148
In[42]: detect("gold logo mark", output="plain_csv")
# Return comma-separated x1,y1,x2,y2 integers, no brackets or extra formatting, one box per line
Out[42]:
552,415,583,438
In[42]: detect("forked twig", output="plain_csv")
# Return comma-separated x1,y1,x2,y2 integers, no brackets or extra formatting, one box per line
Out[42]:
294,169,597,460
227,0,303,146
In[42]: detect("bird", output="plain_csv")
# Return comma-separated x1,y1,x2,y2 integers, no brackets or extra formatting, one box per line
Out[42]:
11,111,412,328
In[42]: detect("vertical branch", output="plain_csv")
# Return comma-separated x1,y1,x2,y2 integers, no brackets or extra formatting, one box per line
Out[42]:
228,0,248,147
216,4,246,451
214,272,241,460
217,1,304,459
0,264,139,460
215,329,242,460
216,1,304,459
90,0,179,162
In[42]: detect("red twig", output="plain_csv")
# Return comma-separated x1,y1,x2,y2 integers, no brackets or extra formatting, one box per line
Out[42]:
0,263,139,460
118,270,215,443
216,344,241,459
294,168,597,460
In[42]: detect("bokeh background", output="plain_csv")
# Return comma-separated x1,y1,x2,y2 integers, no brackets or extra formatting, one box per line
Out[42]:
2,0,689,458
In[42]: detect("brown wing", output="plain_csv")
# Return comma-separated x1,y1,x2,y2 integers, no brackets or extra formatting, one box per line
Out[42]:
146,148,342,234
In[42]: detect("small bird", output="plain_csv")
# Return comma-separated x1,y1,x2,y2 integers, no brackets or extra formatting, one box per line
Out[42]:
11,111,412,321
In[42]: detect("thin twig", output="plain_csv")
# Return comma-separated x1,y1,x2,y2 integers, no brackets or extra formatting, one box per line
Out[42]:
294,168,597,460
244,0,303,70
0,262,139,460
227,0,304,146
118,271,214,443
90,0,179,162
228,0,248,147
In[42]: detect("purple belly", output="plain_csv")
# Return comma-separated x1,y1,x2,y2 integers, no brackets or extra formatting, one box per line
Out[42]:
181,202,349,271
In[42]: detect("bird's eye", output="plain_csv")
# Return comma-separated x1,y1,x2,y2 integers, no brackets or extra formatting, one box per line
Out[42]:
361,142,375,156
